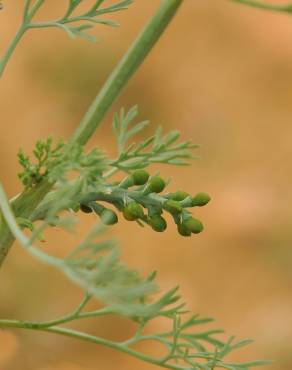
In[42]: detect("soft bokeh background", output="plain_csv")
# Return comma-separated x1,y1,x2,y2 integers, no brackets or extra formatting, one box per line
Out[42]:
1,0,292,369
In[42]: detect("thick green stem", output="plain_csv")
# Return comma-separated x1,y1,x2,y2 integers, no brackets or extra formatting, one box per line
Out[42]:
0,0,183,266
0,181,52,266
69,0,183,146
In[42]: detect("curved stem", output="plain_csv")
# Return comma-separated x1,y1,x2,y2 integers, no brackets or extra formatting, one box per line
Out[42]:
0,0,46,78
0,25,27,78
0,320,187,370
231,0,292,13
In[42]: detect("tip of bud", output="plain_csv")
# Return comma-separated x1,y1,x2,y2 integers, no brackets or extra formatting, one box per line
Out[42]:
149,215,167,232
123,202,144,221
148,176,166,193
192,192,211,207
177,223,192,237
171,191,189,201
183,217,204,234
101,209,118,225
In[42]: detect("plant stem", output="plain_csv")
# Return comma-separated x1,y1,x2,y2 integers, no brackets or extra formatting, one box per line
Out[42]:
0,25,27,78
231,0,292,13
0,181,53,266
0,0,183,266
27,0,45,21
69,0,183,146
0,320,186,370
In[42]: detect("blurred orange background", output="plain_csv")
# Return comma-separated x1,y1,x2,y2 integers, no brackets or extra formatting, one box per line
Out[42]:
0,0,292,369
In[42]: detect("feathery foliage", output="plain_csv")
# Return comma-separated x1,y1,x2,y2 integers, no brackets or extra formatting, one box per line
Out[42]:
0,1,276,369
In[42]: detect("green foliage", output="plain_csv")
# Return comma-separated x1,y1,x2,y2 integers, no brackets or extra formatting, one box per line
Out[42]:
0,1,275,369
18,138,107,192
0,186,270,370
111,105,198,172
23,0,133,42
18,137,64,187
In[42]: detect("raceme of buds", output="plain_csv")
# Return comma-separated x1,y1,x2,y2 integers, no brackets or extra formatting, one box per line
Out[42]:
79,170,210,237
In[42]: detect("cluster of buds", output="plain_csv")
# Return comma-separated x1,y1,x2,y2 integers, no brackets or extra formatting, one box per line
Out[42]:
78,170,210,237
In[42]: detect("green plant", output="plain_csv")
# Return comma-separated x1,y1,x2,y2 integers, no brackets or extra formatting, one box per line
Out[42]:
0,1,279,369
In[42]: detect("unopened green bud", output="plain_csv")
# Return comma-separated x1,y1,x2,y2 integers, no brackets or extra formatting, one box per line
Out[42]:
177,223,191,237
148,176,166,193
80,204,93,213
132,169,150,185
123,202,144,221
164,200,182,215
192,192,211,207
171,191,189,201
149,215,167,232
100,209,118,225
183,217,204,234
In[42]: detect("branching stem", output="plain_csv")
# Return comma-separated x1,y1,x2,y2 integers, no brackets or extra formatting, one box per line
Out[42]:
0,0,183,267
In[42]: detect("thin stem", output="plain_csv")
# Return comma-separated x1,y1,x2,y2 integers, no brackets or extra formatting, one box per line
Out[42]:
231,0,292,13
69,0,183,146
0,0,46,78
27,0,46,21
0,25,27,78
0,320,189,370
23,0,32,22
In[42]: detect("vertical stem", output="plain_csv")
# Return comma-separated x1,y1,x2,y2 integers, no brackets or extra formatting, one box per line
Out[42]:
69,0,183,147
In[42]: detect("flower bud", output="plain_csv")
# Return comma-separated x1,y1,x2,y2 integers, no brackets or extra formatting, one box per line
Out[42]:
100,209,118,225
80,204,93,213
183,217,204,234
132,169,150,185
171,191,189,201
123,202,144,221
192,192,211,207
163,200,182,215
148,176,166,193
149,215,167,232
177,223,191,237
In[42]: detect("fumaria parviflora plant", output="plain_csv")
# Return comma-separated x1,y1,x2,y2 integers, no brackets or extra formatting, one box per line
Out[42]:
0,0,285,369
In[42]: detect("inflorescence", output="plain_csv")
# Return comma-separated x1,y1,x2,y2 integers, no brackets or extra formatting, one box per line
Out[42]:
78,169,210,236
